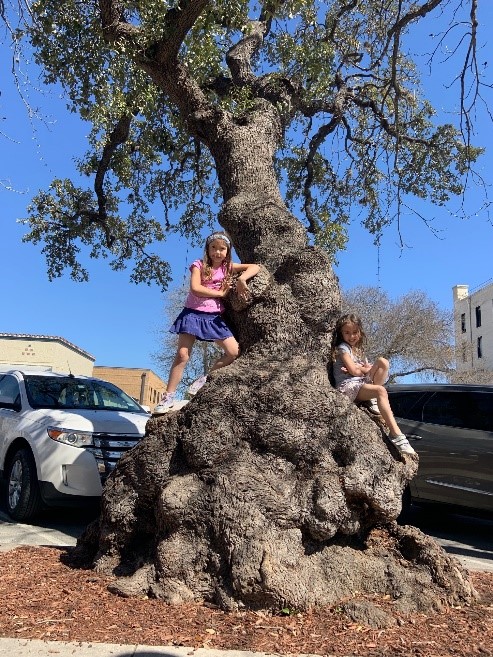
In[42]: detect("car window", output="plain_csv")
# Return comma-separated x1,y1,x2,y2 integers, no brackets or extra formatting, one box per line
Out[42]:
0,375,21,406
24,375,146,413
458,392,493,432
387,391,429,421
423,392,466,427
422,391,493,431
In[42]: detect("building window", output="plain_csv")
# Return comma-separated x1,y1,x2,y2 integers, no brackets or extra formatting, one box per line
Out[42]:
475,305,481,328
477,336,482,359
461,313,466,333
461,343,467,362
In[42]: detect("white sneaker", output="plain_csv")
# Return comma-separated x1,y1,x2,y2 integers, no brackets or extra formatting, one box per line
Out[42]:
390,434,416,455
188,375,207,396
153,392,177,415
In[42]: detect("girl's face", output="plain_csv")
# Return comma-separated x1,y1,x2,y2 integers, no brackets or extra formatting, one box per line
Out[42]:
207,238,229,265
341,322,361,347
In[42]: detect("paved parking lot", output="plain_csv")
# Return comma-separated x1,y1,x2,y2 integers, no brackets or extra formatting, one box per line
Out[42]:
0,504,95,551
1,502,492,572
404,506,493,573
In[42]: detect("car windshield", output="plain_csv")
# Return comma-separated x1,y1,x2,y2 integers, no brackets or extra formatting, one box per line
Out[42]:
24,375,146,413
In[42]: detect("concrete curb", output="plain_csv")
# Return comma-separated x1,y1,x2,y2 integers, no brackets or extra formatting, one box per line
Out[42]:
0,637,322,657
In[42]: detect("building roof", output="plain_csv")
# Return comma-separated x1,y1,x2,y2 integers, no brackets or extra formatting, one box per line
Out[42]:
0,333,95,361
94,365,157,373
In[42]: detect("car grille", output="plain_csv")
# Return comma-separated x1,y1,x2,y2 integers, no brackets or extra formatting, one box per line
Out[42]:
87,433,144,482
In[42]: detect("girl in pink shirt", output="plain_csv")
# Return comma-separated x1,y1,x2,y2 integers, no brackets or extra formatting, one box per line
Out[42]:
154,232,259,413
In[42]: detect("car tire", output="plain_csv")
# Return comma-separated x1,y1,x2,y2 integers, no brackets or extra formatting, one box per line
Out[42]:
5,448,43,521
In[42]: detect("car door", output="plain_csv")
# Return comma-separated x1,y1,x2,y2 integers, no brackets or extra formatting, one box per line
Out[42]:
415,390,493,512
387,388,429,445
0,374,23,464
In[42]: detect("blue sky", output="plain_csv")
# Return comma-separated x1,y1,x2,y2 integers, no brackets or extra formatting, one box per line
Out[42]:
1,6,492,378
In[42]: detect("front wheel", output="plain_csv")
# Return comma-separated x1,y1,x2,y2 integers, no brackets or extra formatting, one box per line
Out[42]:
5,448,43,521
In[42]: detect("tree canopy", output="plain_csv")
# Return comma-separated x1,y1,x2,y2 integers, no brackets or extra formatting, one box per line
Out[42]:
4,0,487,289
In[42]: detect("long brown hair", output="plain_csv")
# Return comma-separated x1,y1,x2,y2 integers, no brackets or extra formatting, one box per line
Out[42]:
201,232,233,289
330,313,367,361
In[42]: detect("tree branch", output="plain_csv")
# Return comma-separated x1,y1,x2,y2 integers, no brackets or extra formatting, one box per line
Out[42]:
226,20,266,85
389,365,452,382
94,113,132,244
98,0,210,63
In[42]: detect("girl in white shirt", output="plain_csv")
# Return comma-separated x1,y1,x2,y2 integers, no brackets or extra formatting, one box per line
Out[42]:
331,313,415,455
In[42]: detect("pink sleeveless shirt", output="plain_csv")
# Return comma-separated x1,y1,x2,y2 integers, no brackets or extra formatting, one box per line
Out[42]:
184,259,227,313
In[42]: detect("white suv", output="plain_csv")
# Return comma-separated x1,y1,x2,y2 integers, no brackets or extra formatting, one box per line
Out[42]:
0,368,150,521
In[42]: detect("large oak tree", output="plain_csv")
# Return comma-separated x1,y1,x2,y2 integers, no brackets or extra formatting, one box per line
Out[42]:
8,0,489,616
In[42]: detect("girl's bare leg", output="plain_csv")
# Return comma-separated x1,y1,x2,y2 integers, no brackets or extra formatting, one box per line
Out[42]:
210,336,240,371
356,383,402,437
167,333,196,393
368,357,390,386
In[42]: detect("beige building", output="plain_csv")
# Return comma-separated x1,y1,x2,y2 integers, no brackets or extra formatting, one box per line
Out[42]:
0,333,166,410
453,281,493,372
0,333,95,375
93,366,166,411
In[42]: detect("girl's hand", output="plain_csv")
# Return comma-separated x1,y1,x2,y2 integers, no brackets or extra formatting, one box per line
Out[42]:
235,277,251,301
219,281,233,298
341,365,370,375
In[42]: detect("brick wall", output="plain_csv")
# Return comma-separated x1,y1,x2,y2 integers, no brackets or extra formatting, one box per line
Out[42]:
93,366,166,411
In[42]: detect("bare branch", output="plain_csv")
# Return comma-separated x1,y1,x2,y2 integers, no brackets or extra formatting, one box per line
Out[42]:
458,0,479,146
94,113,132,243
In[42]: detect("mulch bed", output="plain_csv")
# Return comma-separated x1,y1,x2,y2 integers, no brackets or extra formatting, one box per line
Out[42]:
0,545,492,656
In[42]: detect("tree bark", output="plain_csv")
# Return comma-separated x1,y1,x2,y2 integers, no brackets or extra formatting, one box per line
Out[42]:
74,106,477,616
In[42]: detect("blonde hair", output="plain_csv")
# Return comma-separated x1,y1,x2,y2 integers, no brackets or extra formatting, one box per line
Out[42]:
201,232,233,289
330,313,367,361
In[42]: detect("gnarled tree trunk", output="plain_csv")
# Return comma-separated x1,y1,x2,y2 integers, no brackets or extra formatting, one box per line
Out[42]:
74,106,476,616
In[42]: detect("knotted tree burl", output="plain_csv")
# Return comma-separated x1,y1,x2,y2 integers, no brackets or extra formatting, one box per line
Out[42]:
22,1,483,614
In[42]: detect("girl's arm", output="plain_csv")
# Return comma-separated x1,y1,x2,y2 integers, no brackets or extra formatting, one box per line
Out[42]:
232,262,260,280
232,263,260,298
339,351,372,377
189,266,229,298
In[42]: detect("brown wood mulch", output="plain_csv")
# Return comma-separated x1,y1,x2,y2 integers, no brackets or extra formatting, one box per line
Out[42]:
0,545,491,657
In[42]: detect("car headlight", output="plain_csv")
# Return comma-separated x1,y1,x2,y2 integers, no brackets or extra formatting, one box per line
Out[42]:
47,427,94,448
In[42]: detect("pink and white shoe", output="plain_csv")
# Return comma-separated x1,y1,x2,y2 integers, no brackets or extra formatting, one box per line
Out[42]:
187,375,207,396
153,392,177,414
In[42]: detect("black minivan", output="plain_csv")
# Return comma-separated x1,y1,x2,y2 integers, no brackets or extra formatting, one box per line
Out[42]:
387,384,493,516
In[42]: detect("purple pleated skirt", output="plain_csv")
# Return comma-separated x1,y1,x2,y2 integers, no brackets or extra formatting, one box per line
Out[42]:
169,308,234,341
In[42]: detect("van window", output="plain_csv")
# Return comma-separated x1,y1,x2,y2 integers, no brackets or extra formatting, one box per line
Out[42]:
0,375,21,408
387,391,429,421
423,391,493,431
465,392,493,432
